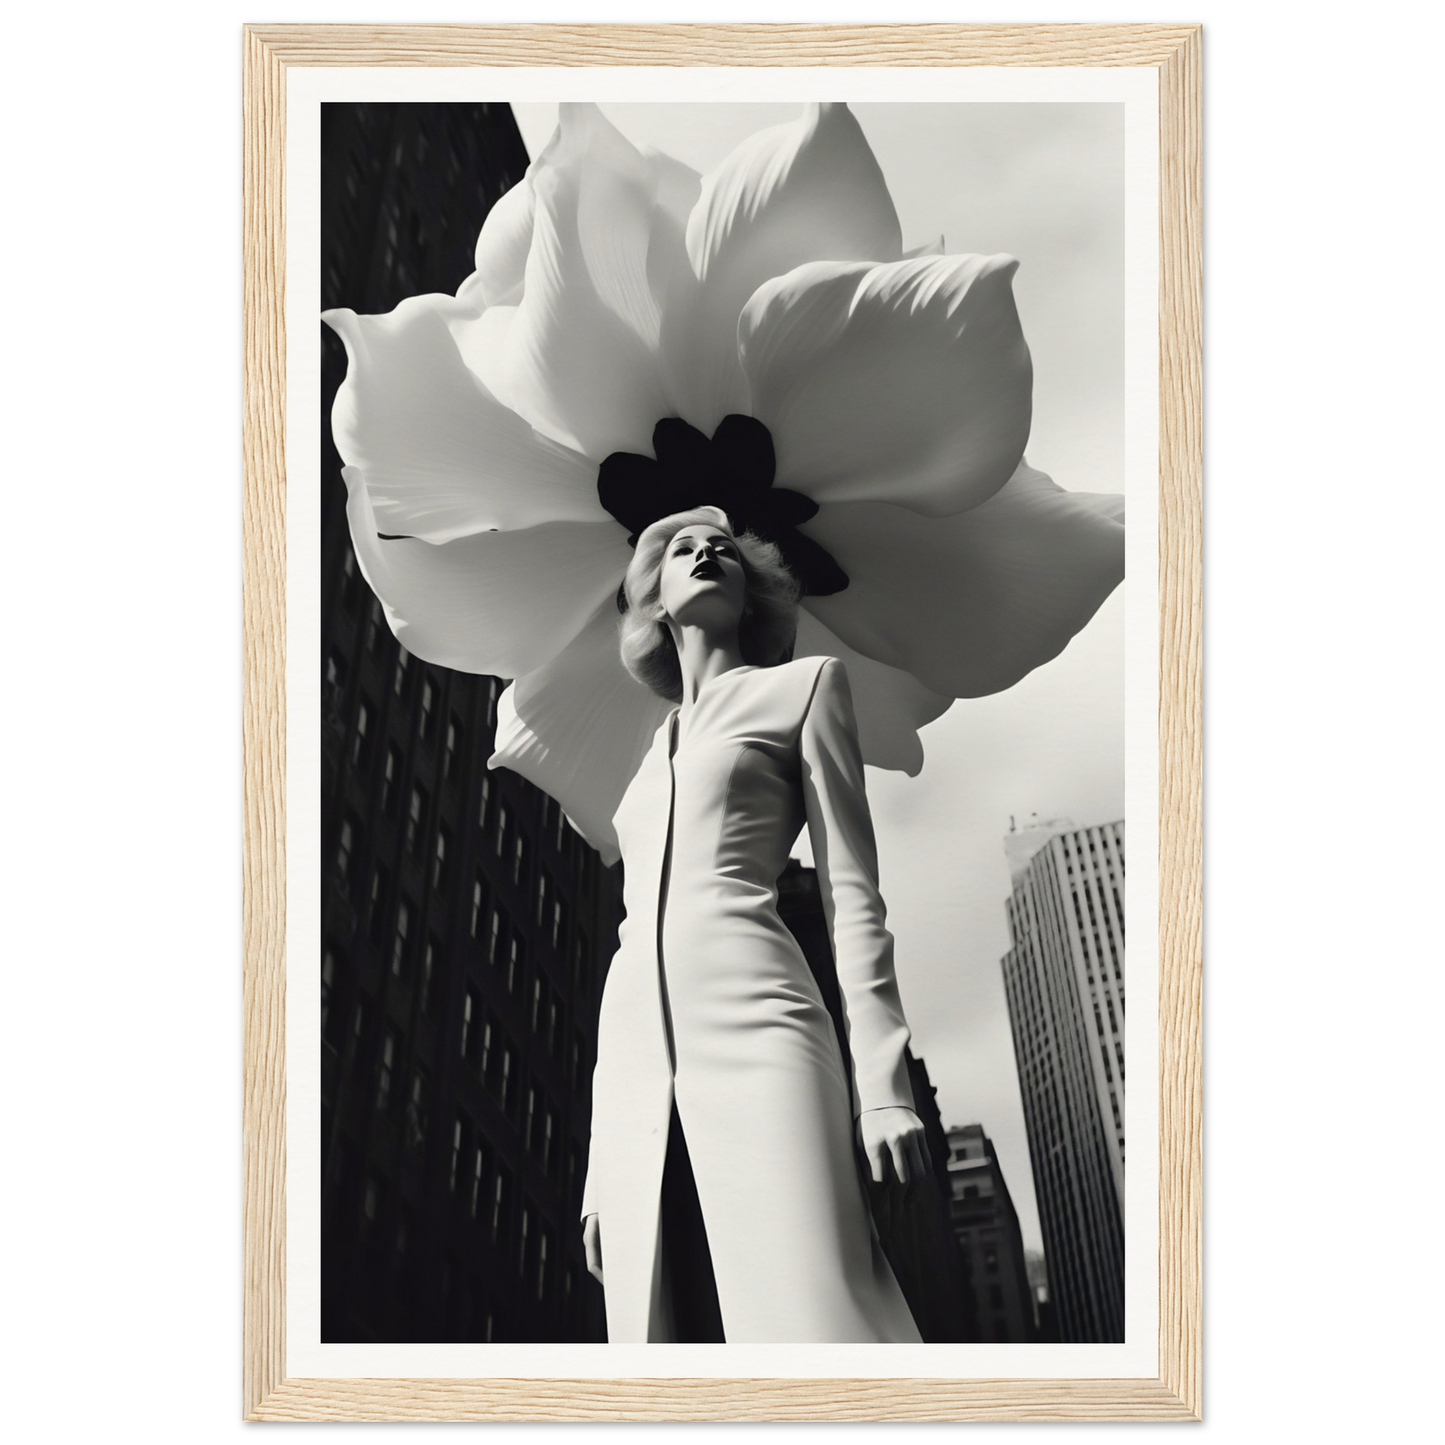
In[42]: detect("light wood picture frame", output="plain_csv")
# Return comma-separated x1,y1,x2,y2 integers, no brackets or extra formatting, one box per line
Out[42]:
242,22,1201,1422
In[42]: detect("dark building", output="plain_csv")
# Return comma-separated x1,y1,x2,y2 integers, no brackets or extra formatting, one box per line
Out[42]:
775,861,975,1343
319,102,619,1343
944,1124,1037,1343
1000,818,1126,1343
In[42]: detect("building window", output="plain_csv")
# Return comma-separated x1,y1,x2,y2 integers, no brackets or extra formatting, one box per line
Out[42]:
478,1018,501,1091
985,1246,999,1274
495,802,510,858
419,676,436,742
485,676,498,729
477,1016,494,1079
548,998,566,1061
460,990,476,1062
368,862,390,938
391,900,411,976
542,1109,556,1175
432,825,450,891
551,900,564,952
477,772,491,830
524,1085,538,1155
393,645,411,697
365,597,384,652
405,1068,429,1150
420,937,438,1017
449,1112,469,1193
512,832,528,887
489,1167,510,1244
470,876,487,938
536,1226,552,1302
488,909,504,968
518,1204,532,1277
444,715,460,779
507,935,526,996
406,783,427,855
335,817,356,883
377,1030,397,1108
468,1141,488,1220
496,1045,515,1113
381,744,401,817
530,976,545,1034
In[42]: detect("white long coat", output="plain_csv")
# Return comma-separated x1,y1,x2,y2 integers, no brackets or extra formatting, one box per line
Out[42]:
581,655,921,1343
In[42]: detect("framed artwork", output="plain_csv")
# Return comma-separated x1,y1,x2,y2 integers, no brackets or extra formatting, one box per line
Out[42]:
242,22,1201,1422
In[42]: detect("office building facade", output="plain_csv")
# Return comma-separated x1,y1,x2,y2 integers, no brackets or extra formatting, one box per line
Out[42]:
944,1124,1037,1342
319,102,619,1342
1000,819,1126,1343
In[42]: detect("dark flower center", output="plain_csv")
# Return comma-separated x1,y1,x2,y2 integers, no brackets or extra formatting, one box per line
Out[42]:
597,415,849,599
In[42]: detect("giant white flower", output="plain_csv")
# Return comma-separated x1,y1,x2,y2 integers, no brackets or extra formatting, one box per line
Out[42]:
325,103,1124,862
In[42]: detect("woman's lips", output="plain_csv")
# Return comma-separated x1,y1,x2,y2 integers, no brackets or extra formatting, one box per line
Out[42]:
691,560,723,580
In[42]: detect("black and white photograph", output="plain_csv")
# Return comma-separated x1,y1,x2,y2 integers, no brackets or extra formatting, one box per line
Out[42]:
313,93,1135,1354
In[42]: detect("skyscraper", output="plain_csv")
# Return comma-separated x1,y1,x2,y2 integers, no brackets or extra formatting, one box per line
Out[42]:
943,1124,1037,1343
1000,818,1126,1343
319,103,618,1343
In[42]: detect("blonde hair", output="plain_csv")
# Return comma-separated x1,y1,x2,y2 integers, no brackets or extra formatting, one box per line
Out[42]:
619,507,801,702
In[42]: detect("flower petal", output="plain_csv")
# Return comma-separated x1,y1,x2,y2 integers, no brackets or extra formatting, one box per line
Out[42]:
662,102,902,436
800,461,1125,698
343,466,631,678
739,253,1032,516
490,600,671,865
471,176,535,307
501,104,694,459
794,610,951,776
447,302,518,411
639,142,703,227
324,294,604,540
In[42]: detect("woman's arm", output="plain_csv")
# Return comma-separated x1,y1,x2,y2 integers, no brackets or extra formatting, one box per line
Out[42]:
799,657,930,1183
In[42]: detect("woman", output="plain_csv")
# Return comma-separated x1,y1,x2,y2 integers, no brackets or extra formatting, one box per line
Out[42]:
579,504,930,1344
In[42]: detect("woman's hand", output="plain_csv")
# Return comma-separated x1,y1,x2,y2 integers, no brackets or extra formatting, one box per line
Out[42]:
582,1212,603,1284
857,1107,932,1188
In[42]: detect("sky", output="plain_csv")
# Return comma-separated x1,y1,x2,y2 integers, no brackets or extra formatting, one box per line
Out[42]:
512,102,1126,1255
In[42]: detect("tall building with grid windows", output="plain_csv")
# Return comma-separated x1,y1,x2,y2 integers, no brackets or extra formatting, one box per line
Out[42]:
319,102,619,1343
1000,818,1126,1343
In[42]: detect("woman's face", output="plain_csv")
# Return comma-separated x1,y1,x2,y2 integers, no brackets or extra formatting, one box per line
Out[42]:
657,525,748,633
